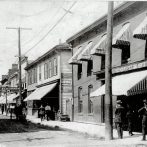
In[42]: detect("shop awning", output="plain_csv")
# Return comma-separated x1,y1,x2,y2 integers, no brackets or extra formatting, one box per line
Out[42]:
90,70,147,97
90,34,106,56
7,93,17,103
24,83,57,101
68,46,83,64
133,17,147,40
0,96,5,104
112,23,130,47
77,42,93,61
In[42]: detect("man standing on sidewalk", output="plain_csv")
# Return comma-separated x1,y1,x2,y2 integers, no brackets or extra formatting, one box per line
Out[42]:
45,103,51,121
138,99,147,141
114,100,125,139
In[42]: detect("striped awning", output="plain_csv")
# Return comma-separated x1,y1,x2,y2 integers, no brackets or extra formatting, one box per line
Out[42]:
90,34,106,56
90,70,147,97
68,46,83,64
133,16,147,40
112,22,130,47
77,42,93,61
128,76,147,95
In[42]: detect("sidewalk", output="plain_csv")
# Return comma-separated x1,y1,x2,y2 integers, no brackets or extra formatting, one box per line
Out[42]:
26,115,147,146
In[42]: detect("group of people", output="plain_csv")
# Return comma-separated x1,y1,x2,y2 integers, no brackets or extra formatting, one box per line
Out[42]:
114,99,147,141
39,104,55,121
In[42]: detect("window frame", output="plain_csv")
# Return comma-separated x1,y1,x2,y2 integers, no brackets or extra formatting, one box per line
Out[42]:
78,87,83,113
88,85,93,114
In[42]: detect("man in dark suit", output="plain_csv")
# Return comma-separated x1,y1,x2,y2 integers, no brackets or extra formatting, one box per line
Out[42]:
138,99,147,141
114,100,125,139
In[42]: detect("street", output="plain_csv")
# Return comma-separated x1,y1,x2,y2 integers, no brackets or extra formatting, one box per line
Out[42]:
0,114,101,147
0,115,147,147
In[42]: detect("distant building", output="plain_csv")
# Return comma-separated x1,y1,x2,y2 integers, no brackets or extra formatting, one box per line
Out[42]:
67,1,147,127
24,43,72,119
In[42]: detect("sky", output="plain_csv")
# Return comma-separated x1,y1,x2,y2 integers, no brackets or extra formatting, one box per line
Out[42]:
0,0,123,80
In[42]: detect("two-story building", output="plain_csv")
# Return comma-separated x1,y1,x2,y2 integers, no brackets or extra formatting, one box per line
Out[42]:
24,43,72,119
67,2,147,129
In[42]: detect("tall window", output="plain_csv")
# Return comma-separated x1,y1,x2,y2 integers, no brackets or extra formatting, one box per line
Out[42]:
145,41,147,59
48,60,52,78
39,65,41,81
121,46,130,64
78,87,83,113
44,63,48,79
101,55,105,70
34,67,37,83
28,71,30,85
121,22,130,64
87,60,93,76
53,58,57,76
88,85,93,113
77,64,82,80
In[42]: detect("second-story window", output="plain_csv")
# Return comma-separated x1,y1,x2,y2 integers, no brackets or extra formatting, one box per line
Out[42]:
87,60,93,76
48,60,52,78
121,45,130,64
28,71,30,85
35,67,37,83
44,63,48,80
39,65,41,81
53,58,57,76
88,85,93,113
78,87,83,113
77,64,82,80
101,55,105,70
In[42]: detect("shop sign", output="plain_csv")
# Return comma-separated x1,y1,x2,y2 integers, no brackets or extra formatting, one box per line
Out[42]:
113,60,147,73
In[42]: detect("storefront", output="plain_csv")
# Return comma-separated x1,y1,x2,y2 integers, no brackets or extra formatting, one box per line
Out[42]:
24,82,59,118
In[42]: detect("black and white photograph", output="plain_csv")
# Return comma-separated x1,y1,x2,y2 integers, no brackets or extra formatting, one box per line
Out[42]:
0,0,147,146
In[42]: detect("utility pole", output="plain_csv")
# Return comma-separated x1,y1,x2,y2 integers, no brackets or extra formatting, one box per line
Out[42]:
105,1,113,140
6,27,31,105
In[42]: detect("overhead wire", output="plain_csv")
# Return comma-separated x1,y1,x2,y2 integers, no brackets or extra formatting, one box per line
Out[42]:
21,3,63,46
23,1,77,55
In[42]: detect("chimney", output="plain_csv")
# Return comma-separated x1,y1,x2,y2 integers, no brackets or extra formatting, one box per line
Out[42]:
2,75,8,80
12,64,18,70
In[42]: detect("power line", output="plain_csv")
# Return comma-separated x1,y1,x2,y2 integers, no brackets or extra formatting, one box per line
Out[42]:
23,1,77,55
21,3,63,46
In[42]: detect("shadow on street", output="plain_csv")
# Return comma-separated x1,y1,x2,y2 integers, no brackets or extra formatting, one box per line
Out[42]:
0,115,62,133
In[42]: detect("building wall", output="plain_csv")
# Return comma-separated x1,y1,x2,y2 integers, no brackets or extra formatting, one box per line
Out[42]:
37,53,60,86
60,51,72,116
69,2,147,123
25,45,72,117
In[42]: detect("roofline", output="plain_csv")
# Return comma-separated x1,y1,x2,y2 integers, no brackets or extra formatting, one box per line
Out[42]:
25,43,71,70
66,1,135,43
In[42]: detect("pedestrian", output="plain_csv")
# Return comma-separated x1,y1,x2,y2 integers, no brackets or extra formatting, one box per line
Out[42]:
1,104,4,114
138,99,147,141
22,105,27,120
45,103,51,121
14,104,19,120
114,100,125,139
39,105,45,121
126,104,134,136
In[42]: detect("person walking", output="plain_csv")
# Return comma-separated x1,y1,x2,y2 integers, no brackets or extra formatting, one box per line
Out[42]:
126,104,134,136
45,103,51,121
39,105,45,122
114,100,125,139
138,99,147,141
1,104,4,114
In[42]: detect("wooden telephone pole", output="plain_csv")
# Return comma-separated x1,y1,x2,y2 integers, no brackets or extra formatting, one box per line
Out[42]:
105,1,114,140
6,27,31,105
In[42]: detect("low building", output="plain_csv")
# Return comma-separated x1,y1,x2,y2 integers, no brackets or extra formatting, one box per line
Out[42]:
24,43,72,119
